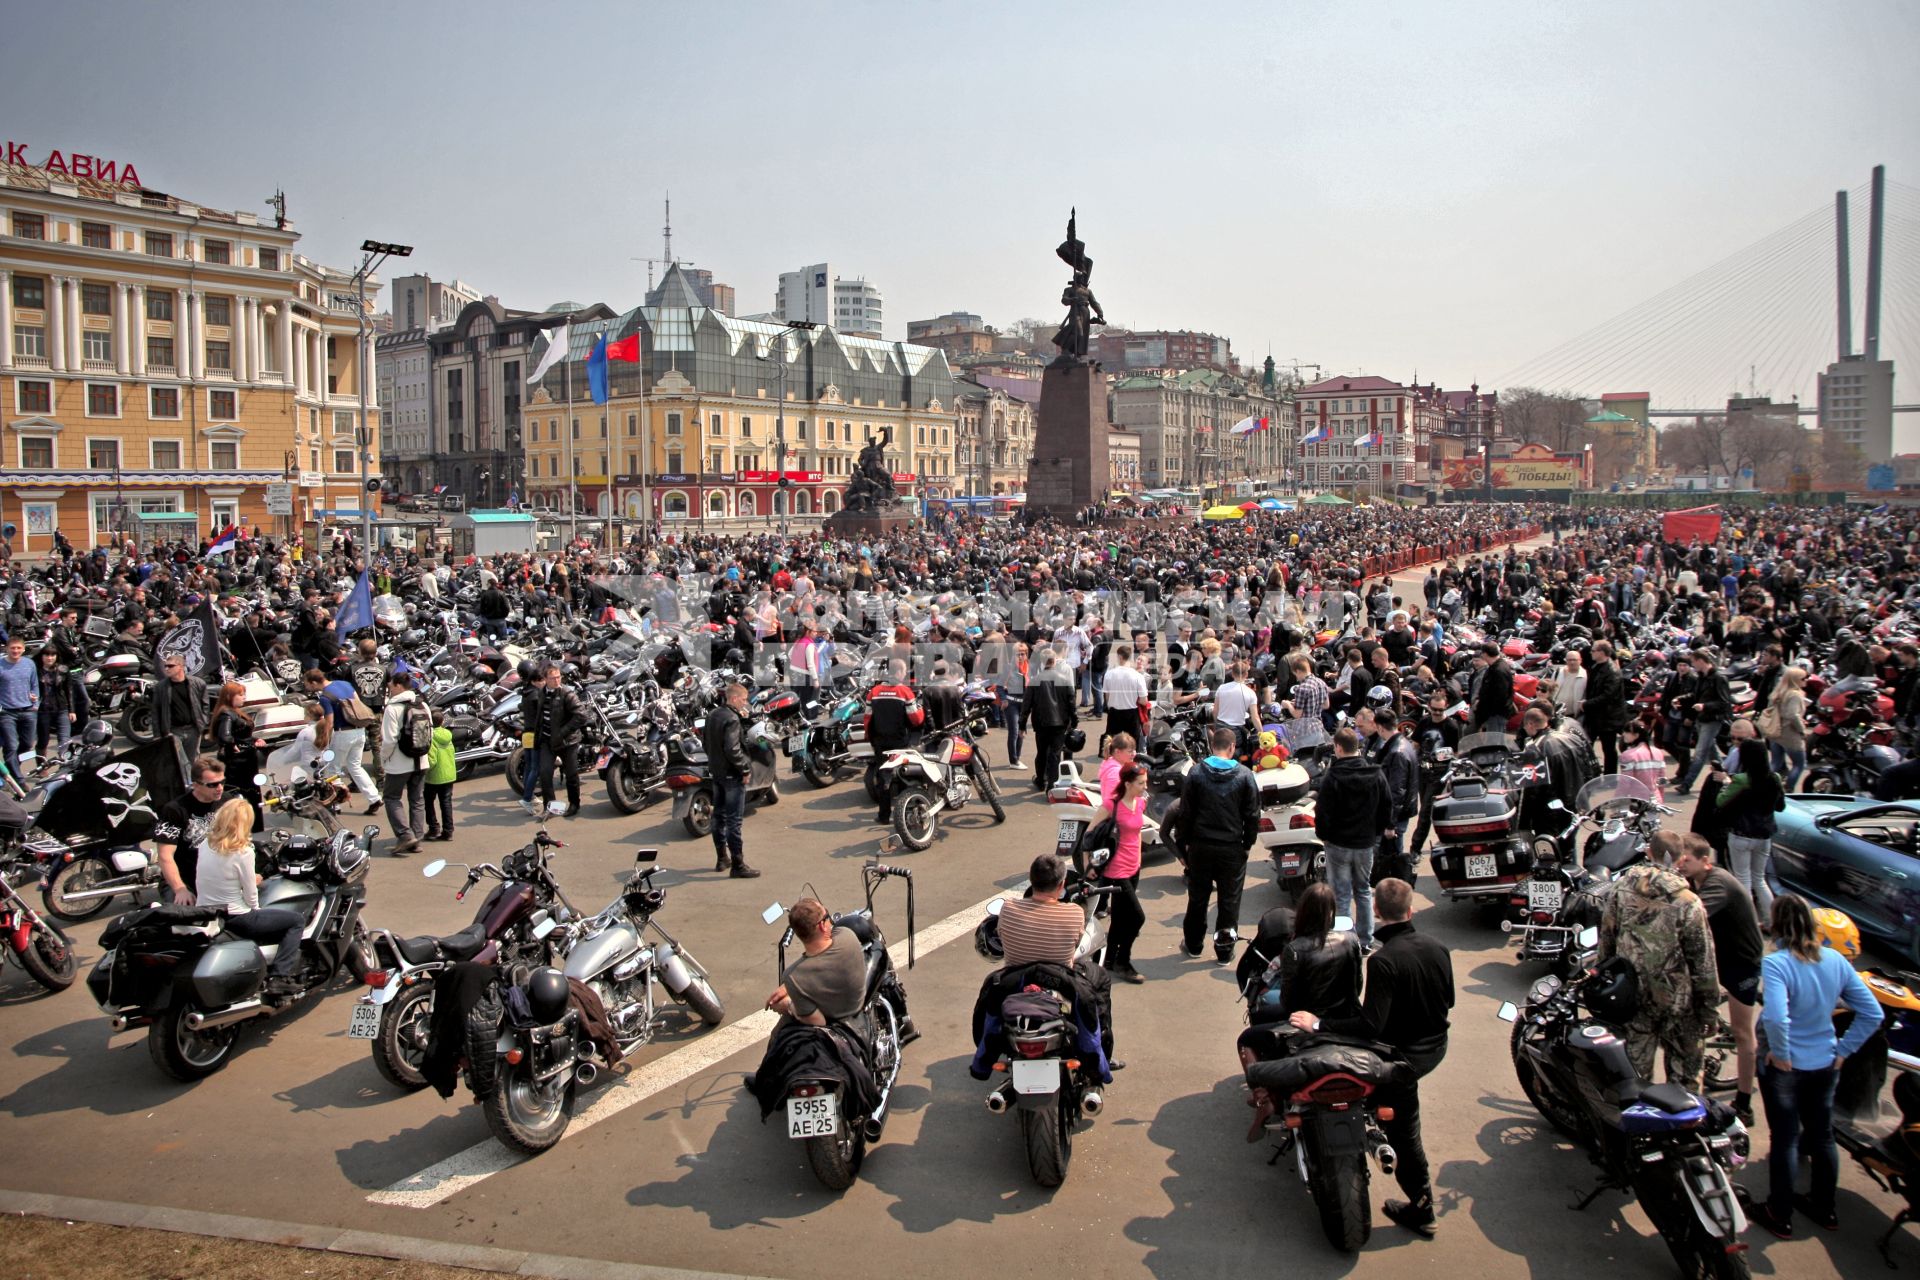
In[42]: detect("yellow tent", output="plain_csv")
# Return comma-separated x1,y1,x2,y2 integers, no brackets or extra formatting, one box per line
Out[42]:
1201,505,1246,521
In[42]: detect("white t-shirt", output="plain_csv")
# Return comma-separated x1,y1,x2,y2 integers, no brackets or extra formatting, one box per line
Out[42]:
1102,664,1149,711
1214,680,1259,727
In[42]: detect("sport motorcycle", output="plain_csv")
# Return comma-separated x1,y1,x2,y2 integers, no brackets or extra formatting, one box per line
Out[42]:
880,703,1005,851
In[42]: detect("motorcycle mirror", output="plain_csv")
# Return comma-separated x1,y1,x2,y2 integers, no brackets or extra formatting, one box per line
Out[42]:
363,824,381,842
634,847,659,865
1577,926,1600,948
986,898,1005,917
319,750,335,763
422,859,448,878
253,773,269,787
627,712,640,725
1496,1001,1519,1023
1547,799,1565,811
762,901,786,925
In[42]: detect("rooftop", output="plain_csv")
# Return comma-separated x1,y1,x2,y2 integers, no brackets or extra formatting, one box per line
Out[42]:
1299,374,1407,395
0,161,287,232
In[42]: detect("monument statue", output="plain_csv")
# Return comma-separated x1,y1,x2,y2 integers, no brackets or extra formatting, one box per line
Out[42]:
842,429,899,513
1050,208,1106,366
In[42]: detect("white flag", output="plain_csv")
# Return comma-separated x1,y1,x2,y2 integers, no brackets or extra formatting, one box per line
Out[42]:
528,324,570,383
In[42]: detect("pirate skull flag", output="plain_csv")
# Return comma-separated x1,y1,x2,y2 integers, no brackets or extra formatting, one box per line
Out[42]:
156,597,223,684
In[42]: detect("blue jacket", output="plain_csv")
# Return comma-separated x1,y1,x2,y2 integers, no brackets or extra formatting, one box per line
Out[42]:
1760,945,1882,1071
0,656,38,711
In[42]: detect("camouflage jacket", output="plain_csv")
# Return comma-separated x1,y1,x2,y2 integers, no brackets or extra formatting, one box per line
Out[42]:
1599,862,1718,1028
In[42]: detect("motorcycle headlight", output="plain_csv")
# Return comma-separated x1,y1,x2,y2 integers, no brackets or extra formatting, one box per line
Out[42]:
84,669,100,685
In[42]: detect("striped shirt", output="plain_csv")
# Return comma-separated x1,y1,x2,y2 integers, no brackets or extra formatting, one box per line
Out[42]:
999,897,1083,968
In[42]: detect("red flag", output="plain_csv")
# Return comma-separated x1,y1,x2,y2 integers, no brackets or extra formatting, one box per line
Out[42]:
1662,505,1722,545
604,333,640,362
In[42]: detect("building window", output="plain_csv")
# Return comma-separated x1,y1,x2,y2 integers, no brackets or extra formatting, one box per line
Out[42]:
599,414,607,437
14,326,46,361
258,247,279,271
83,330,112,363
626,412,637,436
333,410,355,435
151,439,181,468
80,220,114,249
20,436,54,469
204,295,231,326
210,441,239,470
16,379,51,413
203,239,231,265
144,231,173,257
150,387,180,419
205,340,231,372
571,417,580,440
795,419,808,439
11,213,45,239
12,275,45,309
88,438,120,469
208,389,236,419
711,449,723,472
667,412,682,436
333,449,354,473
86,385,119,417
147,335,174,368
741,416,752,437
667,451,683,472
146,291,173,322
81,282,112,315
826,421,836,441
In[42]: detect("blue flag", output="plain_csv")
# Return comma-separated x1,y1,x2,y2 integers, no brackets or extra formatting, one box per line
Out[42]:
585,334,610,406
335,569,374,637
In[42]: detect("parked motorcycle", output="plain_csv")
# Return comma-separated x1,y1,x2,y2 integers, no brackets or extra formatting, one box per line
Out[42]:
0,856,78,993
86,825,379,1081
788,691,865,789
770,861,915,1190
1501,940,1752,1279
1427,732,1547,904
1502,774,1667,973
882,704,1005,851
669,719,781,839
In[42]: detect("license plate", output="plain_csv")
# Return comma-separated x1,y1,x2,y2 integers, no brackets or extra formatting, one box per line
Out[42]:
1011,1058,1062,1095
1464,854,1498,880
786,1092,840,1138
347,1001,381,1040
594,749,612,771
1528,879,1564,912
851,743,873,759
1279,854,1302,876
787,734,806,753
1056,819,1083,845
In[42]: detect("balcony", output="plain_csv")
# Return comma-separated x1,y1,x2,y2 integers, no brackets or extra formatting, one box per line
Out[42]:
147,363,176,377
82,358,114,373
13,354,48,370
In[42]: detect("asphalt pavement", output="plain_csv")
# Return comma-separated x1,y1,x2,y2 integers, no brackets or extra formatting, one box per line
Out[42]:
0,538,1885,1279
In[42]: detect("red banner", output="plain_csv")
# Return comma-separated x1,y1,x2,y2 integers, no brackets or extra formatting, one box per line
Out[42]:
1662,506,1722,545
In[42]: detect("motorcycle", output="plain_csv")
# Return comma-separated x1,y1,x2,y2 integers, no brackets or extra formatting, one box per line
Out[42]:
354,826,573,1090
0,855,79,993
770,861,915,1190
472,845,724,1154
881,704,1006,851
788,691,865,789
1426,732,1547,904
86,824,379,1081
1502,774,1668,973
976,869,1116,1187
35,733,169,922
668,720,782,839
1500,939,1752,1280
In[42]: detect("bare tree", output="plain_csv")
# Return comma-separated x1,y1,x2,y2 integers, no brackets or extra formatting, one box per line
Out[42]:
1818,431,1866,489
1502,387,1589,454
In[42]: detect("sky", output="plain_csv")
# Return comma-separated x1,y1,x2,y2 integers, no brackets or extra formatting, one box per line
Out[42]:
8,0,1917,407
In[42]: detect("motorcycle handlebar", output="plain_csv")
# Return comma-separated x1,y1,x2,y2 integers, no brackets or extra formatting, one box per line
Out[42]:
866,862,913,880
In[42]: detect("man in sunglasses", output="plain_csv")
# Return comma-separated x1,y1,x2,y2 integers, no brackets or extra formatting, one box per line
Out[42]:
152,652,209,757
153,754,234,906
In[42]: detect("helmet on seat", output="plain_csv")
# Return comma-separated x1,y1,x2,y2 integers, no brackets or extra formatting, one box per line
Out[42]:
1810,906,1862,960
524,967,570,1025
81,719,114,747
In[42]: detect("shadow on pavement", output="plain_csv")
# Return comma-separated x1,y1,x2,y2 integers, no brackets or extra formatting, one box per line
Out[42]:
334,1106,496,1190
624,1086,847,1228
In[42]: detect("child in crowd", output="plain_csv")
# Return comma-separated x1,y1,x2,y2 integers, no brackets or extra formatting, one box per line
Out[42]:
423,710,457,842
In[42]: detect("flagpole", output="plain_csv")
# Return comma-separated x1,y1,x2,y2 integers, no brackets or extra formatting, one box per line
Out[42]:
566,347,578,548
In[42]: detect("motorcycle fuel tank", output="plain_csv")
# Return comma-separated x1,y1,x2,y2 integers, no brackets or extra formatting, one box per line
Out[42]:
258,876,322,922
192,939,267,1006
564,920,643,982
480,881,537,936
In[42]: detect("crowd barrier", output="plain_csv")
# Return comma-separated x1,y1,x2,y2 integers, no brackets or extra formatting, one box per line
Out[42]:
1352,523,1544,580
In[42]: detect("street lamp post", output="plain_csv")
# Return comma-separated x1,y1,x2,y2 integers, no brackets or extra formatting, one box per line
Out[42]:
353,240,411,554
757,319,816,535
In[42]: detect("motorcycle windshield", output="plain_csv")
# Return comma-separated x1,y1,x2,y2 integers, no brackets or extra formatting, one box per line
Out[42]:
1573,772,1658,817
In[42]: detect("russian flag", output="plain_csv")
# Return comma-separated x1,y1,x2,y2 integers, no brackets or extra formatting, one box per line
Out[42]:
433,483,448,495
202,526,238,560
1355,431,1383,449
1300,422,1331,447
1230,415,1271,436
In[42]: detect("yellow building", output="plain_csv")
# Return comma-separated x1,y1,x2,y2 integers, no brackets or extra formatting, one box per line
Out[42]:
0,156,379,552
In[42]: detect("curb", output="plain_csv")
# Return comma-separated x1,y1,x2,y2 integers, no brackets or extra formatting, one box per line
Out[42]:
0,1189,768,1280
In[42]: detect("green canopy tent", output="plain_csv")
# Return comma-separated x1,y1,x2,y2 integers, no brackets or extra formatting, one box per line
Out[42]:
1305,493,1352,506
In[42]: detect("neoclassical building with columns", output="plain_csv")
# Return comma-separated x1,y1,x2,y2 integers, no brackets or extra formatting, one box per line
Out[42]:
0,156,379,552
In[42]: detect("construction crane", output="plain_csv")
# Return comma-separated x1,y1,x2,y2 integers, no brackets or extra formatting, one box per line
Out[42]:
632,255,694,292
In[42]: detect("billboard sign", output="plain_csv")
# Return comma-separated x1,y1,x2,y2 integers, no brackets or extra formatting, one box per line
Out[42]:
1441,443,1583,491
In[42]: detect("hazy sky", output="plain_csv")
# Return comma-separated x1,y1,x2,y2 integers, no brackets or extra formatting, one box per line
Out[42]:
9,0,1917,405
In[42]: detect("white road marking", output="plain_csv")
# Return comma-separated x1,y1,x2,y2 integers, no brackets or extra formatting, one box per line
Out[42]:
369,881,1020,1209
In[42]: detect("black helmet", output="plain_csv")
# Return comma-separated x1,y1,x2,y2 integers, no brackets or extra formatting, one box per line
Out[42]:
81,719,113,747
1064,727,1087,754
525,967,570,1025
1582,955,1641,1026
515,659,539,684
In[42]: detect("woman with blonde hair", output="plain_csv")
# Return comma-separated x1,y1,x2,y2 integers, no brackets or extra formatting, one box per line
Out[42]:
1766,666,1810,789
195,796,305,998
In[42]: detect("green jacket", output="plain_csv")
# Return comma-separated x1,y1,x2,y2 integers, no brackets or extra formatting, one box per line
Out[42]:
425,725,457,784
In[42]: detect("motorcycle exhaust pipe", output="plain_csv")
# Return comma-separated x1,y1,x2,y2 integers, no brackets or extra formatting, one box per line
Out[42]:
574,1061,598,1087
862,1114,886,1144
50,881,141,904
1082,1090,1104,1117
1374,1142,1397,1177
110,1015,131,1032
985,1081,1014,1114
185,999,267,1031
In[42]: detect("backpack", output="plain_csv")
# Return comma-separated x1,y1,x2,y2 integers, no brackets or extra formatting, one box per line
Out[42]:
397,696,434,760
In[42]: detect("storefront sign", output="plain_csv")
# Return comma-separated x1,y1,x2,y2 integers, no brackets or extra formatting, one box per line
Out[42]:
5,143,141,186
298,471,324,488
736,470,824,485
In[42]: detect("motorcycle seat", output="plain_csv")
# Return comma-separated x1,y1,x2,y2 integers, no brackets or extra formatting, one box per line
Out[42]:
1630,1081,1699,1113
397,922,488,964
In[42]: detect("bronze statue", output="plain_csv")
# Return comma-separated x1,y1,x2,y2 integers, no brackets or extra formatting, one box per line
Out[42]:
843,430,899,512
1050,208,1105,366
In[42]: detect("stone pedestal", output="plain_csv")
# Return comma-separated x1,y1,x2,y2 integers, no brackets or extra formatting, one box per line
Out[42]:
1024,361,1109,519
823,507,916,539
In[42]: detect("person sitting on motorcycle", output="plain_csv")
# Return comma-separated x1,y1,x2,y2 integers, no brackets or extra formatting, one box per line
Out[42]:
765,897,868,1030
973,853,1117,1071
864,659,924,825
153,754,235,906
195,796,305,1004
1277,882,1363,1027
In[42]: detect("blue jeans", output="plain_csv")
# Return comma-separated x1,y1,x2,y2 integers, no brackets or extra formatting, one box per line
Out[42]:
0,707,33,782
1760,1062,1838,1216
1769,741,1807,789
521,747,552,804
714,775,746,862
225,906,306,977
1323,841,1376,949
1676,721,1722,790
1005,713,1025,764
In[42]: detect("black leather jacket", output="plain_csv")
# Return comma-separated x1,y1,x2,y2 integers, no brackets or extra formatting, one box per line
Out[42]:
702,703,752,780
1279,931,1363,1024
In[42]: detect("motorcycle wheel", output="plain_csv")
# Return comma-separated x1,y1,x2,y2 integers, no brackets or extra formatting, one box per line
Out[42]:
1312,1151,1373,1252
42,858,117,922
802,754,837,788
502,747,532,798
147,1001,238,1081
682,790,715,839
974,760,1007,824
121,700,158,745
1018,1094,1073,1187
1509,1016,1584,1139
806,1120,867,1191
483,1060,575,1155
17,922,78,992
1638,1167,1751,1280
675,974,725,1027
892,787,938,852
603,759,645,815
371,984,435,1091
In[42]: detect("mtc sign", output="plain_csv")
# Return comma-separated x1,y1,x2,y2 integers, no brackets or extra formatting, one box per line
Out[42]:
3,143,142,187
